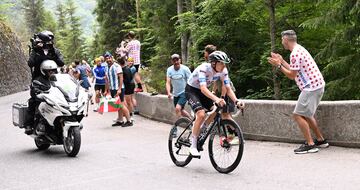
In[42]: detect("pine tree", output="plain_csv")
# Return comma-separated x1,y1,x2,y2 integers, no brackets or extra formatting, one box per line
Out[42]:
94,0,136,53
65,0,84,62
54,2,68,60
21,0,46,34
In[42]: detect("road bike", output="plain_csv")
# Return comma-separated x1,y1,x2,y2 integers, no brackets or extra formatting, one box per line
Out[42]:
168,104,244,173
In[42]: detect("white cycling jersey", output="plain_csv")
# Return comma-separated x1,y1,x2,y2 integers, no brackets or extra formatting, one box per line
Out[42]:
187,62,230,89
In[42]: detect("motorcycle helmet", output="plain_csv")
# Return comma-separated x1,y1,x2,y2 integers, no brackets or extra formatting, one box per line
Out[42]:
37,30,54,42
40,60,58,77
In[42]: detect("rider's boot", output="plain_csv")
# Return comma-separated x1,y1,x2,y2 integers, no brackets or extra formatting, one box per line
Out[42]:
23,114,34,135
24,125,33,135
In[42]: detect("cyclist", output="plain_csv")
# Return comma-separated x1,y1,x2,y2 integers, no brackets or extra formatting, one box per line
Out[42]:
185,51,245,157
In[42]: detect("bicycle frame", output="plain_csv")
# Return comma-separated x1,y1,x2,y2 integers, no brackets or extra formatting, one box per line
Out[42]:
175,105,227,150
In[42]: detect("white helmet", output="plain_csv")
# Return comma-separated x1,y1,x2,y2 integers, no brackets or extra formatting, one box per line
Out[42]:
40,60,58,77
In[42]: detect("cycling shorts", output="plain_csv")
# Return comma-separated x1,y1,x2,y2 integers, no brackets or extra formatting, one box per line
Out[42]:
185,84,213,113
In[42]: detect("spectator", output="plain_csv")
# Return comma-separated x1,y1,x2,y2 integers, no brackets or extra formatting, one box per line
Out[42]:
106,54,133,127
126,31,143,92
166,54,191,118
267,30,329,154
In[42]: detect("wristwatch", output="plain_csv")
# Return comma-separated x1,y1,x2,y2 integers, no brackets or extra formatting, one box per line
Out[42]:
277,64,282,70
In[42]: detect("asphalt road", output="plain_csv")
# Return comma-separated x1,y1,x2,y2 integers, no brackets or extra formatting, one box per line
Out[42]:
1,91,360,190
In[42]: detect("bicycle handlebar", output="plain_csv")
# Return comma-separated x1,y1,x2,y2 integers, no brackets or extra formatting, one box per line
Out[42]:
208,103,245,117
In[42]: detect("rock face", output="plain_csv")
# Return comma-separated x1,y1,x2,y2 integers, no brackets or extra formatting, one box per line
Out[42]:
0,22,31,97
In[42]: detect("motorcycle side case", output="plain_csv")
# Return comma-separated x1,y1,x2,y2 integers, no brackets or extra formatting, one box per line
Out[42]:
12,103,28,128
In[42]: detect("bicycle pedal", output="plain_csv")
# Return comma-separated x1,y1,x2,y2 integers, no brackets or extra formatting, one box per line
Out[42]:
190,154,201,159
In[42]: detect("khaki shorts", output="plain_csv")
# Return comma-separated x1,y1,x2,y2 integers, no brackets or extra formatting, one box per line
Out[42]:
294,87,324,118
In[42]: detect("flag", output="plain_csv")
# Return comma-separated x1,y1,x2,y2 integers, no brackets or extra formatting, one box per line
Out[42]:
98,97,123,114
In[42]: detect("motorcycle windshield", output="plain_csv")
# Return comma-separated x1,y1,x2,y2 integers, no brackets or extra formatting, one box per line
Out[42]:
53,74,79,102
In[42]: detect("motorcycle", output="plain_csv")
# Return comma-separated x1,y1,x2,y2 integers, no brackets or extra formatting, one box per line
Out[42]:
12,73,91,157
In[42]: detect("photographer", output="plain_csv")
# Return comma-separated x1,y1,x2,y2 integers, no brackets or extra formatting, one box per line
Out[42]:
24,30,64,134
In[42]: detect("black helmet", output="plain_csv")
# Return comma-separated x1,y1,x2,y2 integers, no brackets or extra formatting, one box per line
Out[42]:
37,30,54,42
208,51,230,64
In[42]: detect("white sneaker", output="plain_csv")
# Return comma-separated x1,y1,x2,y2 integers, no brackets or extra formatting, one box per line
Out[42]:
229,138,239,145
189,147,200,158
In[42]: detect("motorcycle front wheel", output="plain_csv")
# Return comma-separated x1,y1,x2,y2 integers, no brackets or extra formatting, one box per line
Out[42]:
63,127,81,157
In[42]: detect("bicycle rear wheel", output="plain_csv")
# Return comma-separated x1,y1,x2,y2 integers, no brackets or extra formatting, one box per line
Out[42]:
208,119,244,174
168,117,193,167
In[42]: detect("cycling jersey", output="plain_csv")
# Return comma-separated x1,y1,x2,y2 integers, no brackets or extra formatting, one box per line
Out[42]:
187,62,230,89
289,44,325,91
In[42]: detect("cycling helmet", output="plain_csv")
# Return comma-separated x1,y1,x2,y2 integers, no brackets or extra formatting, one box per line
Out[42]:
208,51,230,64
40,60,58,77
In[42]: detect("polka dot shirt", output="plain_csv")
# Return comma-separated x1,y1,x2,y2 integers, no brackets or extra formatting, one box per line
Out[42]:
289,44,325,91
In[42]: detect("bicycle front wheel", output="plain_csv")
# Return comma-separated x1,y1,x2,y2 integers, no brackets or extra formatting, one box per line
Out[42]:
168,117,193,167
208,119,244,174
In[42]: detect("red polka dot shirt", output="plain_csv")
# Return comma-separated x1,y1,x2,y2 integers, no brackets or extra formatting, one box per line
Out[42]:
289,44,325,91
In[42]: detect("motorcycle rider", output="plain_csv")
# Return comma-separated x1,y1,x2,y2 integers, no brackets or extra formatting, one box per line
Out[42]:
24,30,64,134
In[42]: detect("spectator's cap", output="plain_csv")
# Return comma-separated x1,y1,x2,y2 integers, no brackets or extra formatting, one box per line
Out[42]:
127,57,134,62
104,51,112,58
171,54,180,60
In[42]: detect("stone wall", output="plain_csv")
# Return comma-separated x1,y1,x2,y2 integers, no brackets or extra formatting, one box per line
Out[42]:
0,22,31,97
136,93,360,148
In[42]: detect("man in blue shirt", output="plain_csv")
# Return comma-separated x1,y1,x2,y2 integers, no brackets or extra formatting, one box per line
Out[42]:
74,60,91,90
92,57,107,111
166,54,191,118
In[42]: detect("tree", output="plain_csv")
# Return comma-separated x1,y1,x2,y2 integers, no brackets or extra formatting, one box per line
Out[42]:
301,0,360,100
94,0,136,53
176,0,191,64
65,0,85,62
21,0,45,34
41,10,57,33
0,2,14,21
54,2,68,57
266,0,281,99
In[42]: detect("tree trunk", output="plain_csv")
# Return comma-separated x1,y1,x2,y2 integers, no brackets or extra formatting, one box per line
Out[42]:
185,0,196,65
135,0,141,41
267,0,281,99
177,0,188,64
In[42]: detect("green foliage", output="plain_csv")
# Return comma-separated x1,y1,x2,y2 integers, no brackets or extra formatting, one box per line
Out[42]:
138,0,179,92
300,0,360,100
22,0,46,34
94,0,136,55
0,2,14,21
1,0,359,100
41,10,57,32
64,0,85,62
53,0,86,64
